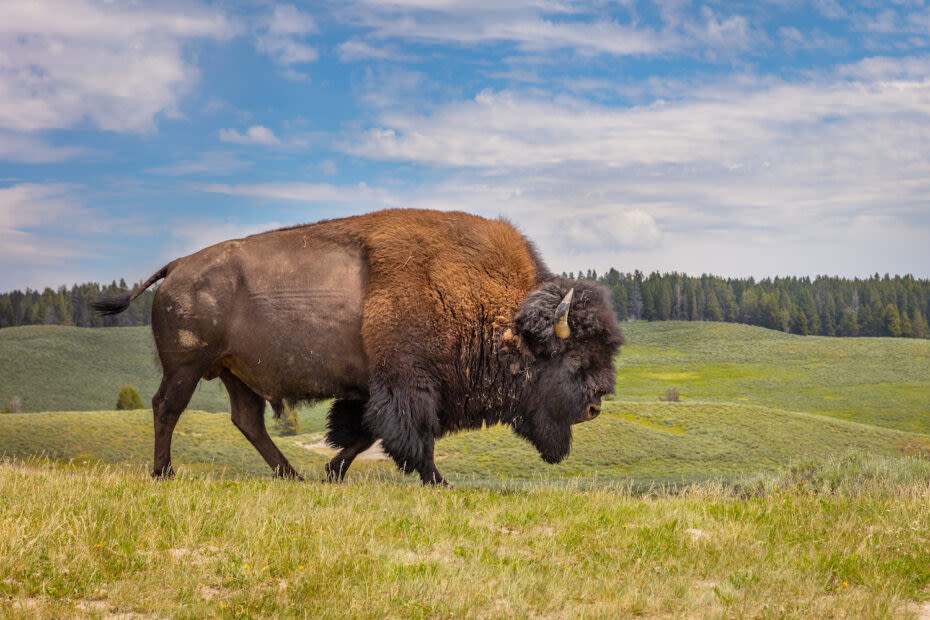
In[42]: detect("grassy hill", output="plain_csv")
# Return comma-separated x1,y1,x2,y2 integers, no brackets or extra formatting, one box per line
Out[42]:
1,455,929,618
1,402,927,485
0,325,229,413
1,321,928,483
2,322,930,616
3,321,929,430
618,322,930,433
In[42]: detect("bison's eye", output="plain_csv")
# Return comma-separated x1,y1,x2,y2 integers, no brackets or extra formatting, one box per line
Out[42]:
568,353,587,373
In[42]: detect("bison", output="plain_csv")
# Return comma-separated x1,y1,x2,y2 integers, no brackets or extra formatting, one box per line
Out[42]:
92,209,623,485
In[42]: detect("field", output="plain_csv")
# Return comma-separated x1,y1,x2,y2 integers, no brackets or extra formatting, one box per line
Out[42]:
1,455,929,618
1,321,929,617
617,322,930,434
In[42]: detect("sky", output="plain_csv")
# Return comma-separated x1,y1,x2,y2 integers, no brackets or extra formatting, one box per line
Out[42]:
1,0,930,291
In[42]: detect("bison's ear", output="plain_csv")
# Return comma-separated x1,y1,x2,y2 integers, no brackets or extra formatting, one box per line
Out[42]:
514,281,573,356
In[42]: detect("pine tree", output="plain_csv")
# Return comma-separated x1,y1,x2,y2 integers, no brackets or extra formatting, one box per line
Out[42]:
704,287,723,322
657,281,672,320
912,307,929,338
883,303,903,337
611,285,629,321
901,311,913,338
630,277,644,320
792,309,809,335
838,308,858,337
740,288,759,324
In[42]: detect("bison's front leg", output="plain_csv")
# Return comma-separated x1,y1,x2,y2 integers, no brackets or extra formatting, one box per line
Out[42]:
363,380,449,486
324,399,375,482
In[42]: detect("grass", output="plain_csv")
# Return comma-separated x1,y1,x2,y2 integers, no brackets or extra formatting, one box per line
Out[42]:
3,321,929,433
617,321,930,433
1,454,929,618
0,325,230,413
2,321,930,616
2,401,928,486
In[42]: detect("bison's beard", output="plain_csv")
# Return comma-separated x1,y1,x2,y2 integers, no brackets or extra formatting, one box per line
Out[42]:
512,412,573,464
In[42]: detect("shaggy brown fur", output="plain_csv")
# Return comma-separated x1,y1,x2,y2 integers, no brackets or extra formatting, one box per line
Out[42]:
92,209,623,484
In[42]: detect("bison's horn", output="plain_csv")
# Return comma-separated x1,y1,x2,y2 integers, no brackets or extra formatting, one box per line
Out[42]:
553,288,574,339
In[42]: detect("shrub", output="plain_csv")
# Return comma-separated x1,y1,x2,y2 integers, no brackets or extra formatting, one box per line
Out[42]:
659,388,680,402
116,386,144,410
274,402,300,436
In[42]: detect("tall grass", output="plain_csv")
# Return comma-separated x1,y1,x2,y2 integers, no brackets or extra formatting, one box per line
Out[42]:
1,454,928,618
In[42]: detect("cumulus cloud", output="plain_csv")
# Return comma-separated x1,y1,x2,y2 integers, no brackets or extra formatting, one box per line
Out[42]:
331,56,930,274
0,0,237,134
560,210,662,252
218,126,282,146
255,4,318,79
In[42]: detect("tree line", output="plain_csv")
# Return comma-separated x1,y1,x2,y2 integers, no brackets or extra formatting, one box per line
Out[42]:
1,271,929,338
0,280,154,328
563,270,930,339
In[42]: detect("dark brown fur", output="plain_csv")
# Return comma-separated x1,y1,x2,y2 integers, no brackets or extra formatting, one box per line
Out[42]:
92,209,623,484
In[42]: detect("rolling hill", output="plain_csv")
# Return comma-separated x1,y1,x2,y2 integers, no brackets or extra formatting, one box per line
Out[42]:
1,321,928,483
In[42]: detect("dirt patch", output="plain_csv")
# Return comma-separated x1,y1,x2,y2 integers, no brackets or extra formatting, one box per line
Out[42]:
685,528,709,542
916,602,930,620
197,585,223,601
294,435,388,460
393,545,461,566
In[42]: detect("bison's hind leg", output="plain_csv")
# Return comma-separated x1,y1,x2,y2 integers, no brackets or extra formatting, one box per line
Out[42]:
152,365,205,479
324,399,375,482
220,370,303,480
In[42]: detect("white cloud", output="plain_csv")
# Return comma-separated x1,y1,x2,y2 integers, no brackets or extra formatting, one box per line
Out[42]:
347,75,930,170
0,183,101,290
332,57,930,274
338,39,418,62
0,183,80,231
813,0,847,20
0,133,89,163
218,126,282,146
0,0,237,133
267,4,318,36
364,14,672,56
197,182,389,204
146,151,251,176
255,4,318,78
168,218,284,258
339,0,761,61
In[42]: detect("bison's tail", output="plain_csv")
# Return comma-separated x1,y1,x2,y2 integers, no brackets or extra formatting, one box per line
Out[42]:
90,265,170,316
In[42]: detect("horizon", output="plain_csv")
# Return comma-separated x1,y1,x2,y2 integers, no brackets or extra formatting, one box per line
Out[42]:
4,262,930,297
3,1,930,290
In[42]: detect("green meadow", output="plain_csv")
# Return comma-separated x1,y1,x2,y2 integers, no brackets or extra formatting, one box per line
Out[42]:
617,321,930,434
1,321,929,617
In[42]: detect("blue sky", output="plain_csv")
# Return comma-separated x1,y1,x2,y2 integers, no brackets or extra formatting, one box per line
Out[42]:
2,0,930,291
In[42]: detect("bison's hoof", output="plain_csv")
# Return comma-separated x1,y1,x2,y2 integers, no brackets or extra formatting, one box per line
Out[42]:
151,467,175,480
274,470,304,482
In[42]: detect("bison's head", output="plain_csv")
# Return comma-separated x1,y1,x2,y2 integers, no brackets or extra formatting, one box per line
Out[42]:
509,278,623,464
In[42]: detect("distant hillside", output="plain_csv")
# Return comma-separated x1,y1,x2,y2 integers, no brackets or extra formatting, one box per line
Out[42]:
0,326,228,413
1,403,925,483
617,322,930,434
2,321,928,434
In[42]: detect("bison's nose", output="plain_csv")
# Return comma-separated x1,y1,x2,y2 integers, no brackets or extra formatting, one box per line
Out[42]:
584,403,601,421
